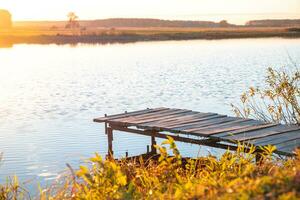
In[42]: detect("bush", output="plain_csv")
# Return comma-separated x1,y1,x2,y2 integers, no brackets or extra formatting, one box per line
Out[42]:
38,137,300,200
232,67,300,125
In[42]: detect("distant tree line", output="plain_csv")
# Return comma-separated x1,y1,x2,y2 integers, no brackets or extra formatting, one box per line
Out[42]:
84,18,235,28
246,19,300,27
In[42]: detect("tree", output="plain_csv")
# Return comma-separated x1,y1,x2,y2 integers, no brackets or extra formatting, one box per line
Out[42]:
66,12,79,29
219,20,229,27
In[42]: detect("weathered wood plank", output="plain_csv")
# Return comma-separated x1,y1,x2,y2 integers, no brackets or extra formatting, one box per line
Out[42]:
224,125,299,142
154,113,219,128
135,112,212,128
192,119,260,135
105,107,169,120
277,145,299,154
120,110,193,124
213,123,276,138
137,113,219,133
276,139,300,152
123,110,192,124
191,119,253,132
277,144,299,154
182,117,240,132
166,115,228,130
141,112,217,127
252,129,300,146
109,108,181,122
94,107,168,122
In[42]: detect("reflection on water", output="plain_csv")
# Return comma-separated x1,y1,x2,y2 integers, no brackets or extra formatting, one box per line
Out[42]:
0,38,300,192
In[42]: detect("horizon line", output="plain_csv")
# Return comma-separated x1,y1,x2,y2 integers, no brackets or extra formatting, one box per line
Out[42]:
13,16,300,23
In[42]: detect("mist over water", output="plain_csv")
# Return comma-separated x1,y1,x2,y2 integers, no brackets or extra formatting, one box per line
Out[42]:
0,38,300,191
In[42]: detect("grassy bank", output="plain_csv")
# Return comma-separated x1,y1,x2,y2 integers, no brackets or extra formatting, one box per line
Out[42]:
1,138,299,199
1,27,300,47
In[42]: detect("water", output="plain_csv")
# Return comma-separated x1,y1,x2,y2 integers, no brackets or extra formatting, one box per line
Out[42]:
0,38,300,192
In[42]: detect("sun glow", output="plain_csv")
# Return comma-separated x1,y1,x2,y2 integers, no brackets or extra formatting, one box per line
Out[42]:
0,0,299,24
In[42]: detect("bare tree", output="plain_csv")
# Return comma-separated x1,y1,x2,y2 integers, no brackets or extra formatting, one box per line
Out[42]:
66,12,79,29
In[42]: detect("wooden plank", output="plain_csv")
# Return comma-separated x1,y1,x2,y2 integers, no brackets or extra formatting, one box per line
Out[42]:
153,113,219,128
213,123,276,138
140,112,217,127
137,113,218,133
126,112,198,128
166,115,228,130
277,144,299,154
224,125,300,142
277,145,298,154
192,119,253,132
107,109,181,123
135,115,228,135
98,107,169,121
122,110,192,124
183,117,240,132
191,119,260,135
252,130,300,146
109,108,182,122
203,119,262,131
127,113,226,135
276,138,300,153
120,110,193,124
136,112,211,128
94,107,168,122
131,110,197,124
110,125,242,152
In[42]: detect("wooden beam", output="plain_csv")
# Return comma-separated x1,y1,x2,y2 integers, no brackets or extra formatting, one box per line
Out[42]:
151,131,157,154
107,127,113,156
110,125,217,145
108,125,245,152
108,124,294,156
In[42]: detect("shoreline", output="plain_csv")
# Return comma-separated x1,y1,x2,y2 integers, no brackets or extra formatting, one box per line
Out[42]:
1,28,300,47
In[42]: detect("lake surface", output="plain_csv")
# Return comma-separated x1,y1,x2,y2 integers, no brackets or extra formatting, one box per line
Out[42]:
0,38,300,192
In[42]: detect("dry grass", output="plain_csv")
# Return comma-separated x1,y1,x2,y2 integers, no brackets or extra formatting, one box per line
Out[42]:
0,138,299,199
39,138,300,199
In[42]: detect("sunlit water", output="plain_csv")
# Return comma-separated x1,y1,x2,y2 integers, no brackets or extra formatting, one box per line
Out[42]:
0,38,300,193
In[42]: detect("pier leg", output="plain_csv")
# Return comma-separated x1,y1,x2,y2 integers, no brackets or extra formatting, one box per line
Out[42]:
255,152,262,164
151,132,157,154
107,127,114,157
147,145,150,154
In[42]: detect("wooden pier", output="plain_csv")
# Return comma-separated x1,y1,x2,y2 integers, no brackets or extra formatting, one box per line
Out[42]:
94,107,300,157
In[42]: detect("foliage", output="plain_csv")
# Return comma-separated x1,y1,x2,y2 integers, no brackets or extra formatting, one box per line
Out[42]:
232,67,300,125
0,176,30,200
66,12,79,29
36,137,300,200
0,138,299,199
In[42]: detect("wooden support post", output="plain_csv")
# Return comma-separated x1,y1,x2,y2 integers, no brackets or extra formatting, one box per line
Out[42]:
107,127,114,157
151,131,157,154
104,114,108,135
255,152,262,164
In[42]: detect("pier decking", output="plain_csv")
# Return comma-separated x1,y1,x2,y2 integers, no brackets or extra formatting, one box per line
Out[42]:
94,107,300,156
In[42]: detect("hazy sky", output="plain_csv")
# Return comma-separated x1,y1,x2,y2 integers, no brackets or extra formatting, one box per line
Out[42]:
0,0,300,24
